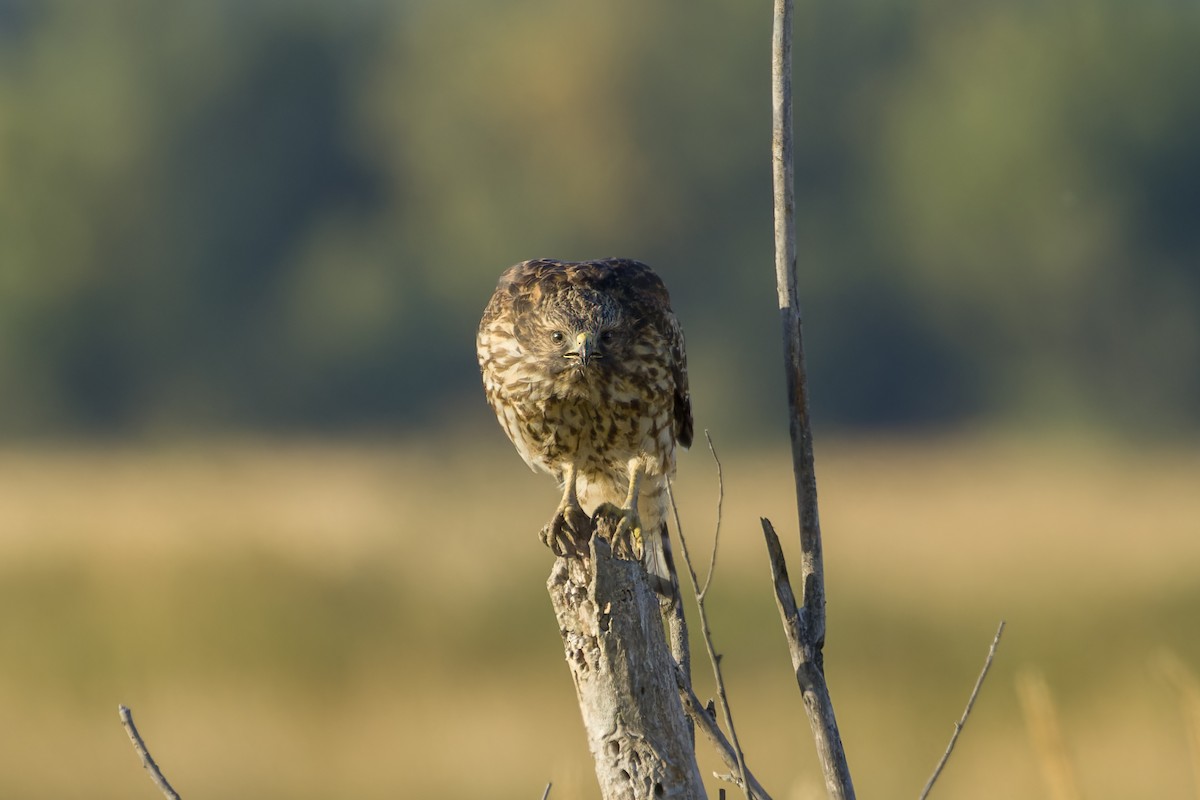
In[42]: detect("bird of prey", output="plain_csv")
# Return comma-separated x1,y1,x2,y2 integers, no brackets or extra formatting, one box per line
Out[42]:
477,258,693,596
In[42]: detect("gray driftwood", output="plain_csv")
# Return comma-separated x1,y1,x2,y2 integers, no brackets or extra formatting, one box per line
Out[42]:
547,513,706,800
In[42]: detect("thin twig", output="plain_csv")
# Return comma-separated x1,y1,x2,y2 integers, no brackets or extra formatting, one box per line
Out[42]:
540,781,552,800
667,482,752,800
699,429,724,601
118,705,182,800
676,667,773,800
918,620,1007,799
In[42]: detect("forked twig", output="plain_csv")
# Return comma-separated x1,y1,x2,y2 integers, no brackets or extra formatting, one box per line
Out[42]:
918,620,1006,799
118,705,182,800
760,518,852,797
667,481,752,800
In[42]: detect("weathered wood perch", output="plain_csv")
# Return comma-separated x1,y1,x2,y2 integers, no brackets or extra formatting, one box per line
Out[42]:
547,512,706,800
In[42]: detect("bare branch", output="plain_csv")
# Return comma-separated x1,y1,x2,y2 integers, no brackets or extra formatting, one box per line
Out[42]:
676,667,773,800
699,429,724,600
770,0,855,794
760,518,800,624
772,0,826,664
668,483,752,800
540,782,552,800
761,519,854,799
918,621,1007,799
118,705,182,800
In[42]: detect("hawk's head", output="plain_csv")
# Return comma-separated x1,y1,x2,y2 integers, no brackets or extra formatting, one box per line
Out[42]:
517,287,635,386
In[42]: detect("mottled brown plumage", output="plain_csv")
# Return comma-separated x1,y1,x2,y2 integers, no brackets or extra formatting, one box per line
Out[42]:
477,258,692,594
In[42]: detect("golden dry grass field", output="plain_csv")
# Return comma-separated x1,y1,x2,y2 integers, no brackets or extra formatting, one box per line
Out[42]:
0,435,1197,799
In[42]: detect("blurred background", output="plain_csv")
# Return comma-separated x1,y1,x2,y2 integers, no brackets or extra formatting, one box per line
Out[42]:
0,0,1197,797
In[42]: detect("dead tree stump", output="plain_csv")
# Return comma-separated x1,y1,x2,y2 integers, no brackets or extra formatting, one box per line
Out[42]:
547,515,706,800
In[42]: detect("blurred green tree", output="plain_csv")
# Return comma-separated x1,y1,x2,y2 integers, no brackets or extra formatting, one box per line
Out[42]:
0,0,1195,438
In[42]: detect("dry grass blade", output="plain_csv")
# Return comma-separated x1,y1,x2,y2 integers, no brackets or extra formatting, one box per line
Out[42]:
1016,670,1081,800
918,620,1006,799
1155,652,1200,797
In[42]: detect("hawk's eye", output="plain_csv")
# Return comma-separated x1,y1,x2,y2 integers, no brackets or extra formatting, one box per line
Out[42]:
600,331,615,344
550,331,565,344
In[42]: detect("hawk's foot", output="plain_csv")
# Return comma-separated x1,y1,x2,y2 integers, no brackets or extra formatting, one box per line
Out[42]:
594,503,643,561
540,502,591,557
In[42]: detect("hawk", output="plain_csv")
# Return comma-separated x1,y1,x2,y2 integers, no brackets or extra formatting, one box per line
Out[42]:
477,258,693,596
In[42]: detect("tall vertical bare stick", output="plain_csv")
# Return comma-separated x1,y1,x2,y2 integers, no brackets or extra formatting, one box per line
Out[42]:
770,2,854,796
772,0,823,651
768,4,854,796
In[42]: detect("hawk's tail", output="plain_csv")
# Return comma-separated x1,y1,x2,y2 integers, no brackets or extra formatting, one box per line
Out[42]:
643,521,681,604
645,519,690,684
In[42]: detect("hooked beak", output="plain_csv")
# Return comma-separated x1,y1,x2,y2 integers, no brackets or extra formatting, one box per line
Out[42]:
567,331,597,366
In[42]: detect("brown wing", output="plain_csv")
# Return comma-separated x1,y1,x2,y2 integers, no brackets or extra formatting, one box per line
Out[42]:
566,258,694,450
478,259,560,337
667,308,694,450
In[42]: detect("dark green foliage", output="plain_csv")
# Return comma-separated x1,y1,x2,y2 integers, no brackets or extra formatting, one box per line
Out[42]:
1,0,1196,436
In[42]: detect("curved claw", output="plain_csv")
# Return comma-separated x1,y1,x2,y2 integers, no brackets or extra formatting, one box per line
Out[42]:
540,503,591,557
594,503,643,561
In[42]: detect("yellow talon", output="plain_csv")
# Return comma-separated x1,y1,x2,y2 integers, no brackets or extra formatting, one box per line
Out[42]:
595,502,643,560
